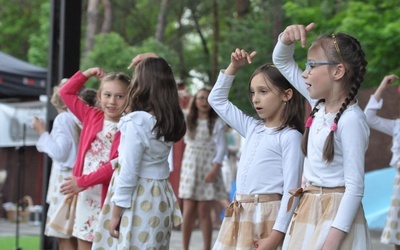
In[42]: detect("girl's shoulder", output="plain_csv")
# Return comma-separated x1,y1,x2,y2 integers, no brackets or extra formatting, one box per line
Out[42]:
119,111,154,128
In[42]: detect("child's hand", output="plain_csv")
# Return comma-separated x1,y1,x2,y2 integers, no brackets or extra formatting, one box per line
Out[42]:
378,74,399,90
109,206,124,238
82,67,106,79
60,176,84,195
109,215,121,238
128,52,159,69
281,23,315,47
31,116,46,135
225,48,257,75
205,163,221,183
254,231,284,250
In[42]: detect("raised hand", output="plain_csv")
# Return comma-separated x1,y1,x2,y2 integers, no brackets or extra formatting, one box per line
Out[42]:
280,23,315,47
374,74,399,101
82,67,107,79
31,116,46,135
379,74,399,89
225,48,257,75
127,52,159,69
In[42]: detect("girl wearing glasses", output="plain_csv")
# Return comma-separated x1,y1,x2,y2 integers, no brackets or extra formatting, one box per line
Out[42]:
364,74,400,250
272,23,372,249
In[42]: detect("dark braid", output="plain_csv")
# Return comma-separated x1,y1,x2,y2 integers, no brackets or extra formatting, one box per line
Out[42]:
315,33,367,163
301,99,325,156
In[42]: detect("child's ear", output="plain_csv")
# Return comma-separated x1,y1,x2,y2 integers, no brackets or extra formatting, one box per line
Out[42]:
333,63,346,80
283,88,293,102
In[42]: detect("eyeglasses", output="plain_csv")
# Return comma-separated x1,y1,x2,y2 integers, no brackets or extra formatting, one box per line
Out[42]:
332,34,344,63
305,61,339,75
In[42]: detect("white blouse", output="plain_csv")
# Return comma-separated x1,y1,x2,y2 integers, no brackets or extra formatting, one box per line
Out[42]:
36,111,78,170
208,71,304,233
112,111,173,208
364,96,400,167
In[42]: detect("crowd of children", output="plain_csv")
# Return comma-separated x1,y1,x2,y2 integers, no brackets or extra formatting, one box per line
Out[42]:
34,22,400,250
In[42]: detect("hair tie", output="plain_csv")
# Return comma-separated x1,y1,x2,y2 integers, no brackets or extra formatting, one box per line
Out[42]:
305,117,313,128
330,122,338,132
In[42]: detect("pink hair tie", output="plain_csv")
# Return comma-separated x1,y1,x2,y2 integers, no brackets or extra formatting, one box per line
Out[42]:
330,122,338,132
305,117,313,128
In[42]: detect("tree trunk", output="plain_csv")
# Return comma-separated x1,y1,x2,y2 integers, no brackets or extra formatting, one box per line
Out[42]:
176,2,186,81
272,0,282,44
101,0,112,33
211,0,219,85
84,0,99,59
155,0,169,42
235,0,250,18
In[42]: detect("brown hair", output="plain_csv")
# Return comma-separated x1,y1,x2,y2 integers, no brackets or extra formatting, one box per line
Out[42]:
186,87,218,140
125,57,186,142
248,64,305,134
302,33,367,163
50,78,69,111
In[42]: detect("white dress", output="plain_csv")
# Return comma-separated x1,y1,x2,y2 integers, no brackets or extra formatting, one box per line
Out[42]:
178,118,228,201
36,111,78,238
73,120,118,242
110,111,182,249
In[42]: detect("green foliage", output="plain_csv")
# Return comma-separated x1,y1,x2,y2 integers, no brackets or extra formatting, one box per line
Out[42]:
0,0,46,60
282,0,400,88
28,2,51,67
81,32,134,89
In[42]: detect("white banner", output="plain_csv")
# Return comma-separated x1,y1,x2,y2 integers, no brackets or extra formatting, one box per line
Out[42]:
0,101,46,147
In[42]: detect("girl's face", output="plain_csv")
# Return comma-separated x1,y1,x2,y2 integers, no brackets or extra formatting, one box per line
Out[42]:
97,80,128,122
250,73,286,127
195,90,211,116
301,44,335,100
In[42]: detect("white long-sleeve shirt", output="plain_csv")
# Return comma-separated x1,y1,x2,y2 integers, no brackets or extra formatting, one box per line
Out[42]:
364,96,400,167
273,37,370,233
112,111,173,208
208,71,304,233
36,111,78,170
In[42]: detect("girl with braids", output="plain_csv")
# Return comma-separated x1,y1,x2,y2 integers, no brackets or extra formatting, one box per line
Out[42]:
209,49,305,250
178,87,228,250
364,74,400,249
272,23,372,249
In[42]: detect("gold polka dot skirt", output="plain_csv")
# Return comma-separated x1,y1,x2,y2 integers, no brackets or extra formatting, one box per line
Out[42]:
381,170,400,245
93,171,182,249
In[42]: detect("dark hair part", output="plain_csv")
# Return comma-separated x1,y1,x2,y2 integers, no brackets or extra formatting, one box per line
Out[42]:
247,63,305,134
302,33,367,163
78,87,97,107
186,87,218,140
125,57,186,142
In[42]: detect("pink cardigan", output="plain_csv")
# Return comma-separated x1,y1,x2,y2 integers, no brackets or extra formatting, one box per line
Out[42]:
60,71,118,205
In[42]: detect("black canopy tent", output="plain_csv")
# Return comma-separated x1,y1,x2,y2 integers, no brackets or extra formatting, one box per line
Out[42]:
0,51,47,98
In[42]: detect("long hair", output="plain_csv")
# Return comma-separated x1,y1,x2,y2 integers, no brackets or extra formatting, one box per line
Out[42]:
125,57,186,142
186,87,218,140
247,63,305,134
302,33,367,163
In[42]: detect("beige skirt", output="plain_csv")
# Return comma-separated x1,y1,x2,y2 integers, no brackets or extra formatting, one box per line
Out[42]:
381,169,400,245
283,185,372,250
212,193,282,250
